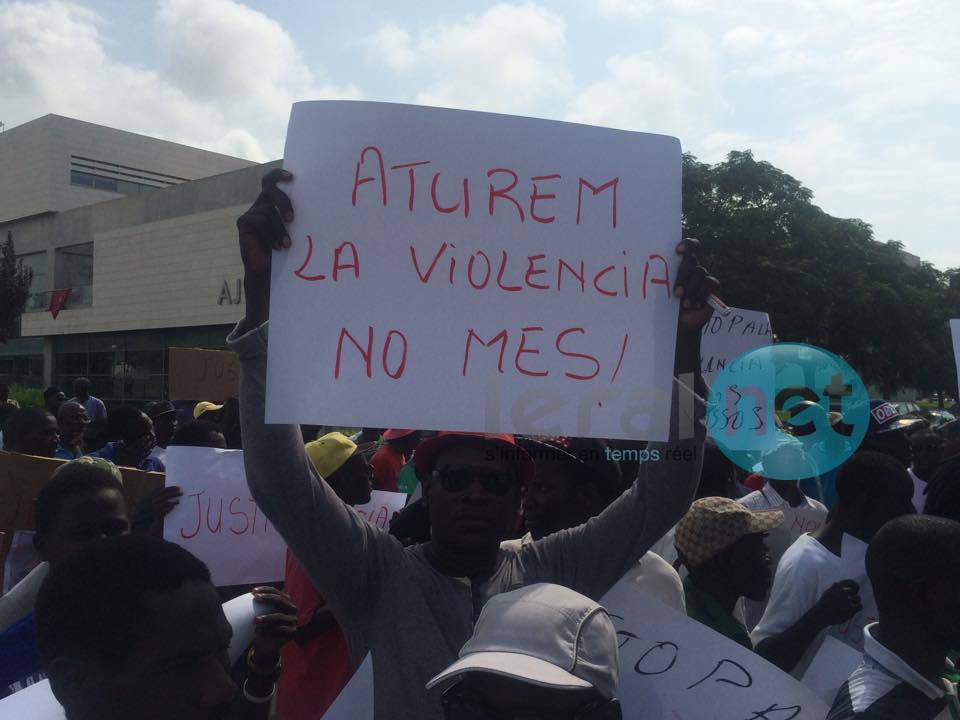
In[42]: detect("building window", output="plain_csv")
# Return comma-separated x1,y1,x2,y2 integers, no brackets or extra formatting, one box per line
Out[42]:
52,325,233,408
54,243,94,307
18,251,50,313
69,170,162,195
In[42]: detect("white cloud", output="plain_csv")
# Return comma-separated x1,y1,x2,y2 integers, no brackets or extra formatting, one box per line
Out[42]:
595,0,710,17
594,0,650,18
363,3,570,115
565,27,722,138
0,0,360,161
721,26,769,53
364,24,417,72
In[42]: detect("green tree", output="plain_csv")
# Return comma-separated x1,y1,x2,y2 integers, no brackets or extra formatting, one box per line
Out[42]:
0,231,33,343
683,150,959,399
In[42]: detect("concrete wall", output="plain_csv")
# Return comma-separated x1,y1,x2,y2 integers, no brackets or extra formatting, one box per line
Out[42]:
0,115,54,222
21,206,246,336
0,114,257,224
16,160,281,336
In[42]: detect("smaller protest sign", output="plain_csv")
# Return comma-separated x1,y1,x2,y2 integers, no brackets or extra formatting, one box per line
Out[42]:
322,654,374,720
0,451,163,575
164,447,286,587
801,634,863,706
952,320,960,400
700,308,773,387
168,347,240,402
599,582,829,719
354,490,408,531
702,308,775,449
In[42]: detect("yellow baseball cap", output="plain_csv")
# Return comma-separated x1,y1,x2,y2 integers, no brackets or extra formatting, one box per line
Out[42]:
306,432,362,479
193,401,224,419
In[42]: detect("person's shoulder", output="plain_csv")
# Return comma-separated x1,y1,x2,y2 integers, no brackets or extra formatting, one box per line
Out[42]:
776,533,834,573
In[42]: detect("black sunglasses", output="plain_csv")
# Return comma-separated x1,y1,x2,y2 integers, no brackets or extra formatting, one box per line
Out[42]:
432,466,515,497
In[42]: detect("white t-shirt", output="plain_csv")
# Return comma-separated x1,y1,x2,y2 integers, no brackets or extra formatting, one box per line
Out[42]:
909,467,928,513
500,533,684,612
751,533,877,678
648,525,678,567
618,550,685,613
738,484,829,629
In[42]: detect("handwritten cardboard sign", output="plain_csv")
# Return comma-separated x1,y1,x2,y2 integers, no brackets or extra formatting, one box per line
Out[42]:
163,447,285,586
354,490,407,530
700,307,773,387
267,101,682,441
168,347,239,403
0,451,163,578
702,308,775,451
600,582,829,720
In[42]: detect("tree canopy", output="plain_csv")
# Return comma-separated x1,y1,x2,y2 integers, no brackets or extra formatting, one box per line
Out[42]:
0,231,34,343
683,150,959,399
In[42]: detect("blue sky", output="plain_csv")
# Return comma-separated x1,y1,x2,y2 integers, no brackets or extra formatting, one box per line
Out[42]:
2,0,958,268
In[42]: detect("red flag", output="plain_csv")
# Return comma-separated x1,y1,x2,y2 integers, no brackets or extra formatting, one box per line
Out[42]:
48,288,71,319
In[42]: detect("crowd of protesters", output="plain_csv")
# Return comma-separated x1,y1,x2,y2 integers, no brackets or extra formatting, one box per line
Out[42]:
0,169,958,719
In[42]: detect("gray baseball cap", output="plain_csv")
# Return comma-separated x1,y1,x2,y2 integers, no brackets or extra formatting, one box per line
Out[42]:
426,583,619,700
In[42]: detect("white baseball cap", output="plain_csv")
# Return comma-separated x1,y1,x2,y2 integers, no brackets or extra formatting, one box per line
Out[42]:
426,583,619,700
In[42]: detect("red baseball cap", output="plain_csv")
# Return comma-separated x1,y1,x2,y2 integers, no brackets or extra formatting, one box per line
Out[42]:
414,431,535,486
383,428,418,441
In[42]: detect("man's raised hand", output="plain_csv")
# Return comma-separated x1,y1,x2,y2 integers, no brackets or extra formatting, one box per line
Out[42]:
674,237,720,334
237,168,295,327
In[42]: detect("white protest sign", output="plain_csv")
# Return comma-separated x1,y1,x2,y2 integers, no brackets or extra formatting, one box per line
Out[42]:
164,447,286,586
0,679,64,720
700,307,773,387
354,490,407,531
800,635,863,706
952,319,960,400
268,101,682,441
600,582,829,720
702,307,776,450
322,654,374,720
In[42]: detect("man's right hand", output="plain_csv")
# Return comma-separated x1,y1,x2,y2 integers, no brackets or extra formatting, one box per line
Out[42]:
811,580,862,627
237,168,295,328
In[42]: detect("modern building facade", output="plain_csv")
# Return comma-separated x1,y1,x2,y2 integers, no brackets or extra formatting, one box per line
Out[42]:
0,114,275,406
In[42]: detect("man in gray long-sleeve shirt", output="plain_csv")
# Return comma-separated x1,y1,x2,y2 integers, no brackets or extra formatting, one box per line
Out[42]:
230,169,715,720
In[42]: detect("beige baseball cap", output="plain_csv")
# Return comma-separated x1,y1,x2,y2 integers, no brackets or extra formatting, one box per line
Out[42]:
426,583,619,700
675,497,784,568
